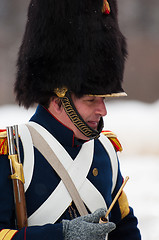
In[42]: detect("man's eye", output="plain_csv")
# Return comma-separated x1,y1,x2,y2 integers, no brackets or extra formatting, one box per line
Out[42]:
83,97,95,103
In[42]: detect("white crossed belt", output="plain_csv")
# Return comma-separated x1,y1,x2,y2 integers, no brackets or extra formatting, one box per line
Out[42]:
18,122,118,226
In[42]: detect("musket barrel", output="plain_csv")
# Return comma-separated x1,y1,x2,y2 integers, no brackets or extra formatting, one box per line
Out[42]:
6,126,28,229
6,127,15,176
14,125,21,163
7,127,15,155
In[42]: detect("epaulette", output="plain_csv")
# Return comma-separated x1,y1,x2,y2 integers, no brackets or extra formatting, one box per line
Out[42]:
102,130,123,152
0,229,18,239
0,130,8,155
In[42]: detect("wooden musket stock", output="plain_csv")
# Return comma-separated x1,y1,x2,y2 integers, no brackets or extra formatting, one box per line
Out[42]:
7,126,28,229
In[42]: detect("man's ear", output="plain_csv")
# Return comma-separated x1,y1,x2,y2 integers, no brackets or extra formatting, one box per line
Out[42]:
49,97,63,114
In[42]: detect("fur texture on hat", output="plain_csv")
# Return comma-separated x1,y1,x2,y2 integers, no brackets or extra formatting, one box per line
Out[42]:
15,0,127,108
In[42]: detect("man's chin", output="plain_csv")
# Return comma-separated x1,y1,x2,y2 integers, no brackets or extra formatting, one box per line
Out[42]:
87,122,98,130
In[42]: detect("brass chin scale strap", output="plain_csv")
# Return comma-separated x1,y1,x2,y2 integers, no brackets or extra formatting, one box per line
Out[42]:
60,91,104,140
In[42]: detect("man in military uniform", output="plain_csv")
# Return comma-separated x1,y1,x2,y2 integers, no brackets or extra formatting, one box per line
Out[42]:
0,0,141,239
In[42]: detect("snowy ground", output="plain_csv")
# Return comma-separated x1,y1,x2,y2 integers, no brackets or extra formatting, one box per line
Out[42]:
0,100,159,240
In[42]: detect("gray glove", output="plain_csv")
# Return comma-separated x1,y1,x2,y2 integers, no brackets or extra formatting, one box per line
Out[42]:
62,208,116,240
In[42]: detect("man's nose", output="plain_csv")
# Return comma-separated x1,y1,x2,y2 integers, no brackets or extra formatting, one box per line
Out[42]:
96,99,107,117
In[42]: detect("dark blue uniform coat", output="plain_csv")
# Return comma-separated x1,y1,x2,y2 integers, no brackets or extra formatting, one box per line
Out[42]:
0,105,141,239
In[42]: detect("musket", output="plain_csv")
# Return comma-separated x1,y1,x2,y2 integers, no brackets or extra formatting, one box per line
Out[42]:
99,176,129,223
6,125,28,229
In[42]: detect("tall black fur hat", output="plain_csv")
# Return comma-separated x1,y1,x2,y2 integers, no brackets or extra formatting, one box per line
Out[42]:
15,0,127,108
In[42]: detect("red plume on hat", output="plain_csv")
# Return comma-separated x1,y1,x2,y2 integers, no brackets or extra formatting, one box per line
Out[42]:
15,0,127,108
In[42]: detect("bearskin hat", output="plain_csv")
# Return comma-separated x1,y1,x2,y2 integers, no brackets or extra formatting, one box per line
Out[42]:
15,0,127,108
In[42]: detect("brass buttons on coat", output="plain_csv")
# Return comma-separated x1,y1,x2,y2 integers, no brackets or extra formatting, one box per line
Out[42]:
93,168,98,177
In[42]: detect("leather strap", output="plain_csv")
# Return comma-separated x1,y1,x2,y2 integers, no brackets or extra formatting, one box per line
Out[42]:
18,124,34,191
99,134,118,193
26,124,88,216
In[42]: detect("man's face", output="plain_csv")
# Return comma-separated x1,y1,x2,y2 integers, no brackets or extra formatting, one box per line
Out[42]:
71,94,107,139
49,94,107,140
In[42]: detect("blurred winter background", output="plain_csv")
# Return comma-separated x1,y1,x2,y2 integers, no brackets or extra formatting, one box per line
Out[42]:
0,1,159,239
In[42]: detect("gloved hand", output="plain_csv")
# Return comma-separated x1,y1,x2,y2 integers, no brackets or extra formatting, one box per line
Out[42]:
62,208,116,240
